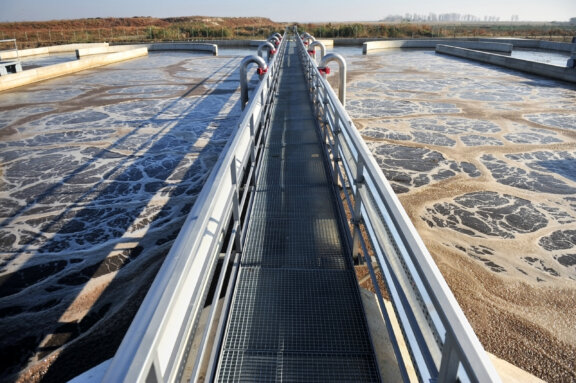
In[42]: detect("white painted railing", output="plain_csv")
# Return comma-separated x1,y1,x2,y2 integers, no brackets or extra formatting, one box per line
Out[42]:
103,32,286,383
296,31,501,383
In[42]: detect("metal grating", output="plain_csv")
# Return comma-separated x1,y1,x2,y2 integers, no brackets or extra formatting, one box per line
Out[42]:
223,269,373,352
241,217,348,269
218,351,380,382
250,185,338,219
216,38,380,382
264,142,323,161
267,122,320,145
257,157,328,187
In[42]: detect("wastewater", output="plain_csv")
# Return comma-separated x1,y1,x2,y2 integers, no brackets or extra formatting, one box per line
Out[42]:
0,44,575,382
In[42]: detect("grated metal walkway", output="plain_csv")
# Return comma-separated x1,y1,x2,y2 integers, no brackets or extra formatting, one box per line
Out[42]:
216,38,381,382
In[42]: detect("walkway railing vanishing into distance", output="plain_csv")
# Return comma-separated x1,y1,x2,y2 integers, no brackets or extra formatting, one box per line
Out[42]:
299,32,500,383
103,28,501,382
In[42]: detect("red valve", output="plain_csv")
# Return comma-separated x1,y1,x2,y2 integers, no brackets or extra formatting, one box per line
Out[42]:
308,50,315,56
304,41,309,46
270,49,277,55
318,67,331,75
257,67,268,75
275,41,280,46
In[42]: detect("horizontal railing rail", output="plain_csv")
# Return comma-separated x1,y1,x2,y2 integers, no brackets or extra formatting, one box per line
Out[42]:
103,31,287,383
296,30,501,383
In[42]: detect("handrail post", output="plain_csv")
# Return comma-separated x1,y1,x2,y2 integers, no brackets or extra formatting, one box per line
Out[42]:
351,159,365,264
438,332,461,382
230,155,243,252
331,118,342,186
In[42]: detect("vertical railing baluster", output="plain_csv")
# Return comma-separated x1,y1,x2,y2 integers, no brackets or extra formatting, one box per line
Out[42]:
230,155,243,252
351,159,364,263
438,332,461,382
332,119,342,187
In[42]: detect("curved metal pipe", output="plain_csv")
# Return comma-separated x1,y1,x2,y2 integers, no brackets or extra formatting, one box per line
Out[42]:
258,41,276,61
301,33,315,46
308,40,326,61
267,36,280,48
269,32,282,41
318,53,347,106
240,55,268,110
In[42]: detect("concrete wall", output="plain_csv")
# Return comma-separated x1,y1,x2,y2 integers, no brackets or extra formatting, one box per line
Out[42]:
363,40,513,54
147,43,218,55
0,47,148,92
0,61,23,76
436,44,576,84
316,39,334,48
0,43,109,60
75,45,139,58
77,43,218,58
477,38,574,53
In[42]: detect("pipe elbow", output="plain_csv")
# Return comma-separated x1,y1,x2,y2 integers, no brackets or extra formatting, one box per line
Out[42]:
267,36,280,47
319,53,346,70
240,55,268,110
241,55,268,72
309,41,326,59
258,41,276,59
318,53,347,106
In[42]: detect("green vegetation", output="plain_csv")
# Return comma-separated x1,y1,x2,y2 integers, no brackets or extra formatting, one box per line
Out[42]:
0,16,575,49
298,21,576,40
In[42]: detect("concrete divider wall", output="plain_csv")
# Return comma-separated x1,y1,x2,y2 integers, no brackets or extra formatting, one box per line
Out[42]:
316,39,335,47
436,44,576,83
538,40,573,52
477,38,574,53
75,45,140,58
147,43,218,55
0,43,109,60
363,40,512,54
77,43,218,58
0,47,148,92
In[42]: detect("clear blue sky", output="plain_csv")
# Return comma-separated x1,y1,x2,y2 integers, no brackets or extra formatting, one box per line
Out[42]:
2,0,575,23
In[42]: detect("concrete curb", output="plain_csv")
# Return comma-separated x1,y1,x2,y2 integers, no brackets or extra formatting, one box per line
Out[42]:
436,44,576,84
477,38,574,52
147,43,218,55
0,47,148,92
363,40,513,54
76,43,219,58
0,43,109,60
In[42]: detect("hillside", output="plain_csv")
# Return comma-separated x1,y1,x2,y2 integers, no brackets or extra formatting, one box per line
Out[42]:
0,16,283,48
1,16,575,49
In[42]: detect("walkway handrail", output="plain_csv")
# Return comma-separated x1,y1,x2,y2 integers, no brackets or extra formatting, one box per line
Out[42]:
103,32,287,383
296,32,501,383
0,39,19,61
